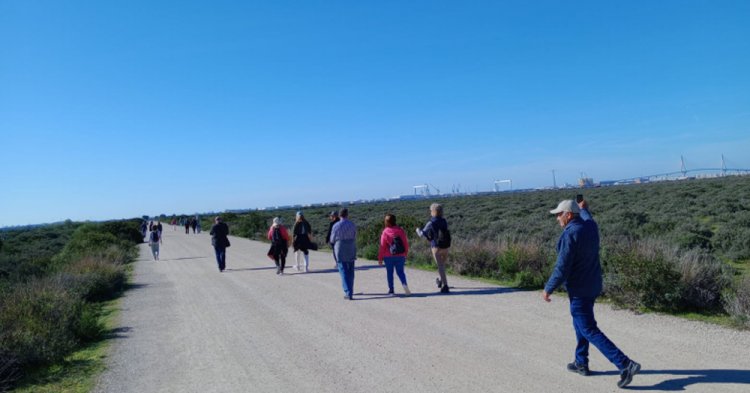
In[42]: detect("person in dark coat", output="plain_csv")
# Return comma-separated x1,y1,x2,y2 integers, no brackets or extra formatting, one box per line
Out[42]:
267,217,290,275
210,216,230,272
292,211,313,272
542,199,641,388
325,210,340,268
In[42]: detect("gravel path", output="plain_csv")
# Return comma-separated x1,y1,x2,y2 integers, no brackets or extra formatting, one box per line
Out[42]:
93,227,750,393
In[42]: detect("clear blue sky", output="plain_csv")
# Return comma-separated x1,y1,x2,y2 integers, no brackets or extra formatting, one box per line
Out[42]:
2,1,749,227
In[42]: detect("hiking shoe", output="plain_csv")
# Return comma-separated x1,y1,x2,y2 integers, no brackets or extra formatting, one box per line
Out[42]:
566,362,590,376
387,289,394,295
617,360,641,388
440,285,450,294
435,277,442,288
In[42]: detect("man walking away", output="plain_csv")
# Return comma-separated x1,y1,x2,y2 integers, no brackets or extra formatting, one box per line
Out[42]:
329,208,357,300
210,216,230,272
542,198,640,389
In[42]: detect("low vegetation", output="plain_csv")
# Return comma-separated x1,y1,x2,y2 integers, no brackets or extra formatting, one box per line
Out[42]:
0,220,140,391
217,175,750,328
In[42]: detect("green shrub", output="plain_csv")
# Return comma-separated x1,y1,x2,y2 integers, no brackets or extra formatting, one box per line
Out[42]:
51,223,138,269
230,213,269,240
516,270,546,288
100,219,143,244
407,240,434,266
724,277,750,328
677,250,731,311
0,350,19,392
603,239,683,311
714,221,750,261
52,226,119,267
359,244,379,261
673,221,713,250
509,241,553,284
65,257,126,301
0,277,82,365
74,304,105,342
450,239,497,278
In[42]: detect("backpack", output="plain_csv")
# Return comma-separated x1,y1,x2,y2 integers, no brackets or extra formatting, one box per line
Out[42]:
272,227,283,244
436,227,451,249
389,234,405,255
150,231,159,243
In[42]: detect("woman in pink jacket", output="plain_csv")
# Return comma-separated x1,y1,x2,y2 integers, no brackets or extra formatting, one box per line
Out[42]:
378,214,411,296
267,217,290,275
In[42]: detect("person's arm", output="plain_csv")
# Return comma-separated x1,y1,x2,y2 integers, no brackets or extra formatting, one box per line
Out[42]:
543,234,573,299
578,200,594,222
267,227,274,240
329,223,339,245
378,230,388,263
422,221,435,240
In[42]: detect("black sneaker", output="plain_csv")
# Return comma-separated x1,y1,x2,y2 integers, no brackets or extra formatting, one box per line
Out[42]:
617,360,641,388
387,289,394,295
440,285,450,293
567,362,590,376
435,277,442,288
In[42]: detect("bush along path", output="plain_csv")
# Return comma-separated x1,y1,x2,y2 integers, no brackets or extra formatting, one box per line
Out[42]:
93,228,750,392
0,220,140,392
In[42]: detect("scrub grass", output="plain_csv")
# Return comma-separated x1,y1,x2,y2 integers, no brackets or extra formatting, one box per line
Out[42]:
11,299,120,393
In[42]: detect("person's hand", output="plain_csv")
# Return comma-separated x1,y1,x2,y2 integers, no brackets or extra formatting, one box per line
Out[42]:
578,199,588,210
378,260,383,266
542,291,552,302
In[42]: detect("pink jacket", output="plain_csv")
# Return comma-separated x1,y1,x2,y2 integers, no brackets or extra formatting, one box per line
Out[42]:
267,225,290,243
378,225,409,261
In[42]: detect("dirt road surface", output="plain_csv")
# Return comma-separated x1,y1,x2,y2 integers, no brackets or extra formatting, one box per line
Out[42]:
93,228,750,392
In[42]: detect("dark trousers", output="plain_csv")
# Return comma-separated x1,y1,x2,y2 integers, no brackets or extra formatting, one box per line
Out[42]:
274,255,286,271
570,297,629,369
214,246,226,271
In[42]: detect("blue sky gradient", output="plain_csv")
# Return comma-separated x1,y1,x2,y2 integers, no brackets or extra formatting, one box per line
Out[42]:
2,1,749,226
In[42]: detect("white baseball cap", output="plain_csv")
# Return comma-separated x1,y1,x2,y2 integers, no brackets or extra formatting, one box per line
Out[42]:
550,200,580,215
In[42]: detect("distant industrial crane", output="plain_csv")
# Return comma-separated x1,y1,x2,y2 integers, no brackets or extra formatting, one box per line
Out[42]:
413,184,430,196
413,184,441,196
493,179,512,192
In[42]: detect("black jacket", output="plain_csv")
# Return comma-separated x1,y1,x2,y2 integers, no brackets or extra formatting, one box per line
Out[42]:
210,222,230,248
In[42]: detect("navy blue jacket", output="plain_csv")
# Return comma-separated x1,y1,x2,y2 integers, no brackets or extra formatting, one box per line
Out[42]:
544,209,603,299
421,216,448,249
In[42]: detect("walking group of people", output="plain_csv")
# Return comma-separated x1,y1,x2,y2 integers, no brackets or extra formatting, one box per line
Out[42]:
266,206,444,300
204,198,640,388
180,216,201,234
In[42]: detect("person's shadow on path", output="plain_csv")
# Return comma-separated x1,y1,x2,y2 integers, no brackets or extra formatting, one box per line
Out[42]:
592,369,750,391
354,286,523,300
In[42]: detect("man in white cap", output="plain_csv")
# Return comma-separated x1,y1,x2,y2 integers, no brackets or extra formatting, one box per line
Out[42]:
542,198,640,389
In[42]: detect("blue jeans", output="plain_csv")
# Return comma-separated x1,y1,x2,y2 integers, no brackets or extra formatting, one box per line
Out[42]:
337,261,355,298
570,297,629,369
383,256,408,290
214,247,226,271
